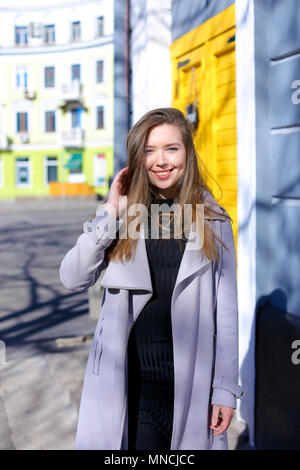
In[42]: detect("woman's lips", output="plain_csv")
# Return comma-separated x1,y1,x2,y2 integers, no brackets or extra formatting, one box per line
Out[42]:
152,169,174,180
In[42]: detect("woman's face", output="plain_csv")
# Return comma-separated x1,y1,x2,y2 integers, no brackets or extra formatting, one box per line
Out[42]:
144,123,186,199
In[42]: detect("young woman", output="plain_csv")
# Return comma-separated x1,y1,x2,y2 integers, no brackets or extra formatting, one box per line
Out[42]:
59,107,243,450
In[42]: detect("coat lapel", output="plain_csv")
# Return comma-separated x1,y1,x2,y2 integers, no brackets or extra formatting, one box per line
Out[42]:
100,199,226,294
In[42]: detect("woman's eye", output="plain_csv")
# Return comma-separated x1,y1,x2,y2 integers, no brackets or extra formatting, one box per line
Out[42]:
168,147,178,151
145,149,153,154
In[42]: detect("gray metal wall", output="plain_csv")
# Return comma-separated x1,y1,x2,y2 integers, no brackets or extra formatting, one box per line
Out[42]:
255,0,300,318
171,0,234,41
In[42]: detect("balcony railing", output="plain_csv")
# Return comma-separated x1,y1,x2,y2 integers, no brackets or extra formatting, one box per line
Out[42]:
60,80,82,102
60,128,84,148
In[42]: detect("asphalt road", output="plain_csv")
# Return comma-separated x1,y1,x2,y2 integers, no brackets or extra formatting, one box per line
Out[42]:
0,200,100,450
0,200,99,361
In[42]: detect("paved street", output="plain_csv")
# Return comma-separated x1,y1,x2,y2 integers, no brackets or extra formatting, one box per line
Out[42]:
0,199,250,450
0,199,99,450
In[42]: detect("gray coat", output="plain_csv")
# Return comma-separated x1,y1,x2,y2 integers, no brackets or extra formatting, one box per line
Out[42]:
59,195,243,450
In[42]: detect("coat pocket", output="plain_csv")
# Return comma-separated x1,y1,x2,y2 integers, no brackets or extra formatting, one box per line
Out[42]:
92,317,104,376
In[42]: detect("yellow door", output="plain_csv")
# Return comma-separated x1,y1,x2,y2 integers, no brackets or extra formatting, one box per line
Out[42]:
171,5,238,247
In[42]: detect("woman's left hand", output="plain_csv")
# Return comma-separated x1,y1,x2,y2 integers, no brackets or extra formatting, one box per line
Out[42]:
210,405,235,437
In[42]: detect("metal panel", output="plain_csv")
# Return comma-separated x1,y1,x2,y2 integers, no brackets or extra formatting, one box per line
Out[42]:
269,204,300,317
269,0,300,59
171,0,234,42
255,0,300,315
270,133,300,196
255,0,300,449
270,56,300,129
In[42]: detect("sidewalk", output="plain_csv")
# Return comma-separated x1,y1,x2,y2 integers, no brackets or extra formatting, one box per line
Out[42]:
0,337,93,450
0,196,100,213
0,336,251,450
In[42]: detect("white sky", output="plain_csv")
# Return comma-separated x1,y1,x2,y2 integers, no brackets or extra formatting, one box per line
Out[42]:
0,0,103,11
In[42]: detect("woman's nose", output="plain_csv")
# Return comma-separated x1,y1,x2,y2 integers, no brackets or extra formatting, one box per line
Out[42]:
156,150,168,165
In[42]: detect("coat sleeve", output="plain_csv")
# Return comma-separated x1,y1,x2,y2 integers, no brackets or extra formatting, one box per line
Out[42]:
59,203,123,292
211,217,244,409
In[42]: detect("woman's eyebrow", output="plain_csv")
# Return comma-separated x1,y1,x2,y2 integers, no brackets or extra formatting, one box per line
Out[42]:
145,142,181,148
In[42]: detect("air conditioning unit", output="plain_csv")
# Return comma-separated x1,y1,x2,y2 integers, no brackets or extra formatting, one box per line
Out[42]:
24,88,36,100
29,22,43,38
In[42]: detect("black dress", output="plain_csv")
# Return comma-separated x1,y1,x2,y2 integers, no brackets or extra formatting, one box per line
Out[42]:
127,198,187,450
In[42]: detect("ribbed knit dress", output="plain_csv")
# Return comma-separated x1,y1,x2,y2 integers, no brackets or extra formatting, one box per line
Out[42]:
127,197,187,450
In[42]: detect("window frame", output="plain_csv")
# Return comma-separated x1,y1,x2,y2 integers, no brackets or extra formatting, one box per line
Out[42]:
68,153,82,174
15,26,28,46
44,110,56,133
44,66,55,88
16,111,29,133
71,108,83,129
44,156,58,186
71,21,81,42
15,157,31,188
44,24,56,45
96,60,104,84
97,16,104,37
71,63,81,82
96,105,105,130
16,66,28,89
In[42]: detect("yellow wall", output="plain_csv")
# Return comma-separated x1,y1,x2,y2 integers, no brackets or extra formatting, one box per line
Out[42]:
170,4,238,246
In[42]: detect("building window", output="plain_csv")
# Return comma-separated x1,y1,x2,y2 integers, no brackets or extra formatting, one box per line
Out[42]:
71,108,82,128
15,26,28,46
16,157,30,187
93,153,107,187
16,112,28,132
44,66,55,88
44,24,56,45
96,60,104,83
16,66,28,89
97,16,104,37
45,156,58,185
45,111,56,132
66,153,82,174
71,64,81,82
71,21,81,42
96,106,104,129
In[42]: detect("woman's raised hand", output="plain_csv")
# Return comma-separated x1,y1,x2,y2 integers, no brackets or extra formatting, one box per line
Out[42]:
106,167,129,218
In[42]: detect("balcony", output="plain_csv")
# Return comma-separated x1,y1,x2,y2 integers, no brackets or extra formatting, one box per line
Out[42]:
60,80,82,103
60,128,84,148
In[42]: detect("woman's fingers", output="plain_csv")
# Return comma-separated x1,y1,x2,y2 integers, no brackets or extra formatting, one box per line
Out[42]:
210,405,234,437
107,168,129,216
210,405,221,430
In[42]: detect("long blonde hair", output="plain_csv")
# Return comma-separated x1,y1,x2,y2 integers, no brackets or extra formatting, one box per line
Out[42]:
103,107,230,263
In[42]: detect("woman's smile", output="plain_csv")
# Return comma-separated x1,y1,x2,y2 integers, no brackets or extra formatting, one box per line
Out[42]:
152,168,174,179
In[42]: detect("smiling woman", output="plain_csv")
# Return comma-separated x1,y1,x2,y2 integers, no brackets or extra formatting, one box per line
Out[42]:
59,107,243,450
